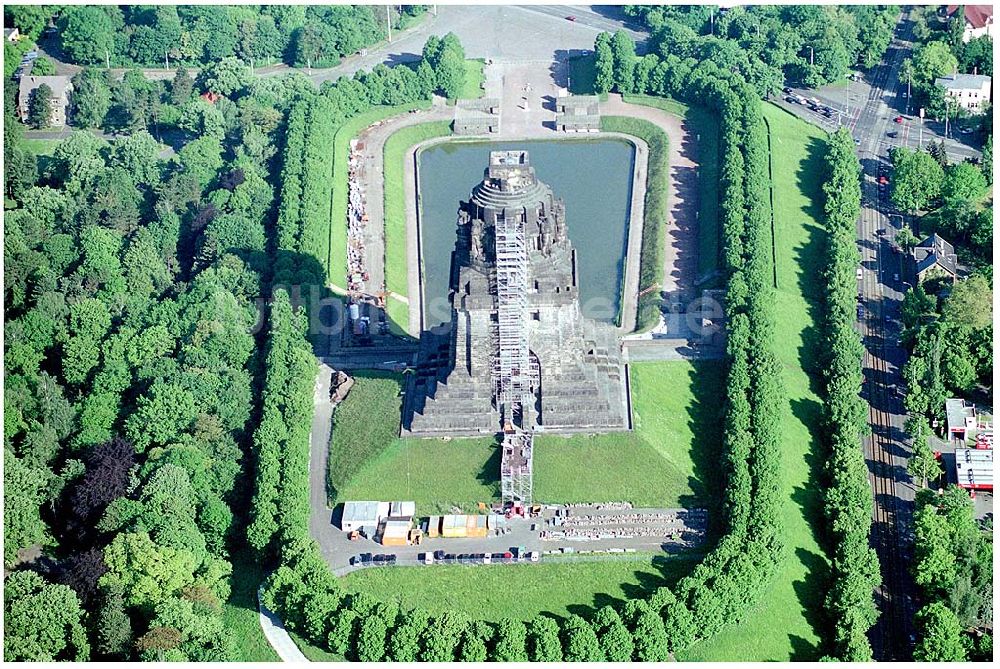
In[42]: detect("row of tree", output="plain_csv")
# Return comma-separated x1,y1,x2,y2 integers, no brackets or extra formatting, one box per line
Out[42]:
3,53,298,660
253,29,788,661
910,486,992,661
272,32,467,290
816,128,881,660
623,4,899,94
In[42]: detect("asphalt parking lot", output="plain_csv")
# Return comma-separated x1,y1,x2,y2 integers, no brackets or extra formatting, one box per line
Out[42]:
323,503,708,572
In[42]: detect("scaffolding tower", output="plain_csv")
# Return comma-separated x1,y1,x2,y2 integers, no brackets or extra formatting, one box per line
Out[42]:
492,206,535,503
500,430,533,504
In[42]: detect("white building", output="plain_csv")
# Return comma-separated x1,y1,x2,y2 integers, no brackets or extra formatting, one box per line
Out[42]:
935,73,992,111
340,501,391,535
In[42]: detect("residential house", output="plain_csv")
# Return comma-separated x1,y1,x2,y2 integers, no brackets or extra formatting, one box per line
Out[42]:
945,5,994,42
935,73,992,111
912,233,958,282
4,27,20,42
17,75,73,127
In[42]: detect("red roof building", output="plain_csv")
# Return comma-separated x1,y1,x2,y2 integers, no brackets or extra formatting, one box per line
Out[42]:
946,5,994,42
200,91,221,104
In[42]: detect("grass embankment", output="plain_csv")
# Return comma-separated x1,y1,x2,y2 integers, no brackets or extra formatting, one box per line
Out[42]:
329,102,432,287
343,553,703,622
331,360,724,514
326,372,405,504
382,120,453,333
535,360,725,512
459,58,486,100
599,116,668,332
677,104,831,662
222,550,280,661
622,94,721,279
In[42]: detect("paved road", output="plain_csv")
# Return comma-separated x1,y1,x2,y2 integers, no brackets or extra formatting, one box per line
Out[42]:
257,586,309,663
773,24,981,163
851,9,920,661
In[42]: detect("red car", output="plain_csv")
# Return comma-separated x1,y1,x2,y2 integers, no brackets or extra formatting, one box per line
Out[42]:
894,116,904,123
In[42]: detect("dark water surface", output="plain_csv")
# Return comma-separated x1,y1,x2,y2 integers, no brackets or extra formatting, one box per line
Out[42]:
417,139,635,327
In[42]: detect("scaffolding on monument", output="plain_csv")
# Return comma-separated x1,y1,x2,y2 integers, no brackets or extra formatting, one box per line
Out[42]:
493,206,535,503
500,430,533,504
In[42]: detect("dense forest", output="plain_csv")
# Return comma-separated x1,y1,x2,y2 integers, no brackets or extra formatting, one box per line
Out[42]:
3,59,288,658
4,5,427,70
623,4,899,94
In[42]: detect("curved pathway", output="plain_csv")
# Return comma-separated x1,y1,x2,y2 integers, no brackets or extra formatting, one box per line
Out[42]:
257,586,309,663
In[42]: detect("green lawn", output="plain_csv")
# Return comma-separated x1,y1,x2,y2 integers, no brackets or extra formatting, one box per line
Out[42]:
329,102,431,287
343,553,703,622
459,59,486,100
382,121,454,333
535,360,725,513
223,550,279,662
333,437,501,513
677,104,830,661
332,360,724,516
622,94,721,278
22,138,60,155
327,372,405,503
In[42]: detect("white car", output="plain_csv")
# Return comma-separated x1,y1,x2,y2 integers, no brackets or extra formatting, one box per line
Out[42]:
856,268,864,280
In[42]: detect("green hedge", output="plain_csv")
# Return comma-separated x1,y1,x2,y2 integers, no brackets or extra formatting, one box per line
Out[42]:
599,116,668,332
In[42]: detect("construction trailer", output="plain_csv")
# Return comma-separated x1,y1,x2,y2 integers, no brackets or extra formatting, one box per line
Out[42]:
441,514,467,538
340,501,391,535
954,448,993,492
426,516,441,538
380,519,412,546
466,514,489,538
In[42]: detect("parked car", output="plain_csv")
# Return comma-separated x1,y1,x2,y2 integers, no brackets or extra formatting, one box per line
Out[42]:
782,87,793,94
421,552,434,565
894,116,904,123
433,550,446,560
483,554,492,564
856,268,864,280
878,175,889,186
784,95,797,103
886,131,898,138
565,15,576,21
528,551,540,562
857,305,865,319
823,109,833,118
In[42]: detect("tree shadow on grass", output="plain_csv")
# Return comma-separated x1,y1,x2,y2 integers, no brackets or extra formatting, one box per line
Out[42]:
679,359,727,538
790,547,831,660
792,135,830,389
474,437,502,494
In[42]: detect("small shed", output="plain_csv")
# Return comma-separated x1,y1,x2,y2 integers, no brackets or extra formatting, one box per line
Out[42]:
426,516,441,538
